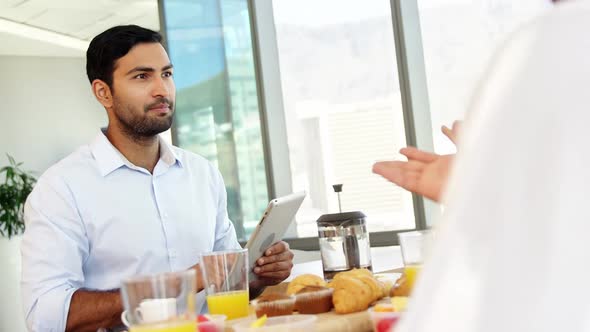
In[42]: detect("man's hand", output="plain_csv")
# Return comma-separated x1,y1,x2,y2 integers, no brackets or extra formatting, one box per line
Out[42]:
373,148,453,202
192,264,204,292
250,241,294,290
372,121,461,202
192,262,225,293
192,255,236,292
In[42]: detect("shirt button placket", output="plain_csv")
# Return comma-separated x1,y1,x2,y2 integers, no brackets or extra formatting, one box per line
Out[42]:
153,178,175,268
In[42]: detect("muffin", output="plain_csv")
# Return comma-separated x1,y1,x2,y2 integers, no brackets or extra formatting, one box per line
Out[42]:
295,286,333,314
253,293,295,318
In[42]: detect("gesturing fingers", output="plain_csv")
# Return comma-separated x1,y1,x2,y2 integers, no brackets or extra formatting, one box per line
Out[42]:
442,120,462,145
400,147,438,162
373,160,425,185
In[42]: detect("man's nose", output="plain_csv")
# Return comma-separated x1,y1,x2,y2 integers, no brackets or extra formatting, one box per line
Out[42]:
152,76,169,98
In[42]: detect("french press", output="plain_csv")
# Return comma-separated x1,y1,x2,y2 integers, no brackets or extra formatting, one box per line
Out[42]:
316,184,372,280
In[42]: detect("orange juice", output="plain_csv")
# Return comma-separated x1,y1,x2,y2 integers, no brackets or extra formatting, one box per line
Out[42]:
129,320,196,332
207,290,249,320
404,264,422,290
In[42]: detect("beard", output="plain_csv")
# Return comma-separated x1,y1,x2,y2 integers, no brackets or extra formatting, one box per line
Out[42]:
112,97,175,140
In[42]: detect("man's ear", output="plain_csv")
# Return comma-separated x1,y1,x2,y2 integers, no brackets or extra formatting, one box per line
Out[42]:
91,79,113,108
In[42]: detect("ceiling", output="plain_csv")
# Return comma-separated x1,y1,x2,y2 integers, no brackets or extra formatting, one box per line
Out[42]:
0,0,160,57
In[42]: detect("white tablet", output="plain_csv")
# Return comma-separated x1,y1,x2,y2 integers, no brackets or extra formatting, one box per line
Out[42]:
245,191,306,281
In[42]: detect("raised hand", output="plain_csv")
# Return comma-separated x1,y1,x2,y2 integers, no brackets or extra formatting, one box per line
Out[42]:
372,121,461,202
373,148,453,202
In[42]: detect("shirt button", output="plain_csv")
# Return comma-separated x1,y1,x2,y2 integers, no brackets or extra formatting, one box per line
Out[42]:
163,212,169,218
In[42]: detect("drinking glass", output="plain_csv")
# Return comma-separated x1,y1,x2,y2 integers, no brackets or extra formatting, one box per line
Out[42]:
120,270,196,332
398,230,433,291
200,249,250,320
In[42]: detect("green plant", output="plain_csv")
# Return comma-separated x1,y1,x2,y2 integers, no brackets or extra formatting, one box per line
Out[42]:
0,155,37,238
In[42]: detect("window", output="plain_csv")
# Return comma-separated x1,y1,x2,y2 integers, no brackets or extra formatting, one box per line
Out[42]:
417,0,553,154
161,0,269,241
271,0,416,238
161,0,425,245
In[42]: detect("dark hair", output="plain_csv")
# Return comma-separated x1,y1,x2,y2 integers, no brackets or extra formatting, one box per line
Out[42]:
86,25,162,88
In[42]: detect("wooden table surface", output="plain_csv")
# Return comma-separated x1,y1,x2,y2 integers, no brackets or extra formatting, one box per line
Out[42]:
223,262,404,332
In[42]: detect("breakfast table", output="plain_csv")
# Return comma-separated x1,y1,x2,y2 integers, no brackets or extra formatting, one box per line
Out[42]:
224,246,405,332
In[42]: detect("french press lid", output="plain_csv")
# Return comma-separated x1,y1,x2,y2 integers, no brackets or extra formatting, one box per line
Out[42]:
316,211,366,227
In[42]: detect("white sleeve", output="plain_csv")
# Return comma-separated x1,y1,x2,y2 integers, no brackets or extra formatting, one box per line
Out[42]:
21,176,88,332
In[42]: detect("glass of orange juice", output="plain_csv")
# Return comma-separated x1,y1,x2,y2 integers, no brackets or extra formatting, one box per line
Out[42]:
120,270,196,332
398,230,433,291
200,249,249,320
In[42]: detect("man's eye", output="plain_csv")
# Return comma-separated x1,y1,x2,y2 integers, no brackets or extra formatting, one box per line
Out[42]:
163,71,173,78
134,73,148,79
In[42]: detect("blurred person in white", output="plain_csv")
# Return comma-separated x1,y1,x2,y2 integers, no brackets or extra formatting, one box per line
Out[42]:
422,0,555,155
383,1,590,331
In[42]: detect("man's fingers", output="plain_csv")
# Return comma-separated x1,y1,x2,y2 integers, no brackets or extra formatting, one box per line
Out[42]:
441,125,455,144
373,161,405,184
254,261,293,274
400,147,438,162
373,160,424,173
373,161,424,185
250,278,283,289
257,250,293,266
452,120,462,133
255,270,291,280
442,120,462,144
373,160,425,193
265,241,289,256
200,260,229,289
405,160,426,172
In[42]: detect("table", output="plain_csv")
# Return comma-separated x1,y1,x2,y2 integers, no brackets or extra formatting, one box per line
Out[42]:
225,246,404,331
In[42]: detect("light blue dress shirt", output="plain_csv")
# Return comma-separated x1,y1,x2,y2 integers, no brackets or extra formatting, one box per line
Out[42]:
21,131,241,332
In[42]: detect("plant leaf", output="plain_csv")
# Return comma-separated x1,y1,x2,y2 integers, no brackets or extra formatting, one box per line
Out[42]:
0,156,35,238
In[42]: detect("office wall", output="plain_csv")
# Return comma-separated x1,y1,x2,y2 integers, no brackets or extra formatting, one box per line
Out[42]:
0,56,106,173
0,55,106,332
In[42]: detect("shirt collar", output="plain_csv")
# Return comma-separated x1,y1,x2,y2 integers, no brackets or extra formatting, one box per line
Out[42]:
90,130,182,177
158,135,182,168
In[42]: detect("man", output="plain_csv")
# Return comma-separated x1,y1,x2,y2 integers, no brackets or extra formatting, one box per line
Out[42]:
21,25,294,332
